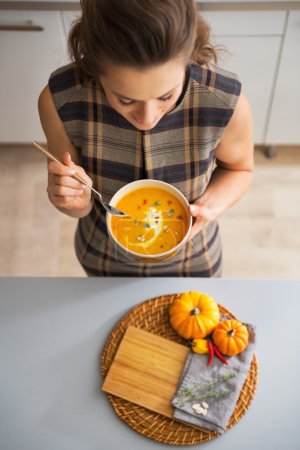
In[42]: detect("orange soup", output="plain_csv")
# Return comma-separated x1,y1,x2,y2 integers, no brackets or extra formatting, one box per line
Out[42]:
111,187,189,255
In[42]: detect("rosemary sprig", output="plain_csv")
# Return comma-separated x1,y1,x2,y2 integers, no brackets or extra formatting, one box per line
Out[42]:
174,372,237,399
175,390,234,407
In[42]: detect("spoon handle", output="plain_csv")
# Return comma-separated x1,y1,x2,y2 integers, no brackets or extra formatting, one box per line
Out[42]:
32,141,95,192
32,141,128,217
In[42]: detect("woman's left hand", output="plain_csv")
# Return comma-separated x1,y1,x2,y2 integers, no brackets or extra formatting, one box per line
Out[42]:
187,201,218,241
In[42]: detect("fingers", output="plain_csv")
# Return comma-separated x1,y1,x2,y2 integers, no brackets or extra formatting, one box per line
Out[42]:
190,203,205,219
62,151,76,168
47,159,92,190
47,169,85,198
73,166,93,187
51,174,85,190
48,160,75,177
187,203,212,241
48,182,84,198
47,156,92,210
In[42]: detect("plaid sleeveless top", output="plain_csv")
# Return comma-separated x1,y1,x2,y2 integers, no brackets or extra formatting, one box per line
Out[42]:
49,63,241,276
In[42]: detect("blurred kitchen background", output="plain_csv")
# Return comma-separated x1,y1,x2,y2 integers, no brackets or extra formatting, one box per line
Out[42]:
1,0,300,278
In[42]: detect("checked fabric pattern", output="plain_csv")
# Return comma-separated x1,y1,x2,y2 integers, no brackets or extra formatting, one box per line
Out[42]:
48,62,241,276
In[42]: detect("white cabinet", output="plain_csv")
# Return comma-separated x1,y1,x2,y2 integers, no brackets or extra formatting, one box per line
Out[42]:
0,11,68,142
266,11,300,144
0,6,299,145
202,10,287,144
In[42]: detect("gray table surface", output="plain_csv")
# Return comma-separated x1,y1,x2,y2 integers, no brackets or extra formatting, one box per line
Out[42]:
0,277,299,450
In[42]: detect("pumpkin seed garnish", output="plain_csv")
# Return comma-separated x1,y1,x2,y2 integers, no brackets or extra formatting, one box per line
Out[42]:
192,401,209,416
163,225,168,232
192,403,201,410
153,200,162,206
168,209,175,216
143,222,150,229
194,406,205,415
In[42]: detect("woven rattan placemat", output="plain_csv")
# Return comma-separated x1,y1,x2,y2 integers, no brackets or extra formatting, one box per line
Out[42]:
101,294,258,446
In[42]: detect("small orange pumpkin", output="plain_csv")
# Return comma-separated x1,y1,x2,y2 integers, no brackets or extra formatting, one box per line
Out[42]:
169,291,220,340
213,320,249,356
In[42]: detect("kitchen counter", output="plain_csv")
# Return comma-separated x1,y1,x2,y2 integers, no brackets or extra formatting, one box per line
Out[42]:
0,278,299,450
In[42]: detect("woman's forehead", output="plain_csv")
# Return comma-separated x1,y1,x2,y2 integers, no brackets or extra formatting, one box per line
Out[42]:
100,59,186,100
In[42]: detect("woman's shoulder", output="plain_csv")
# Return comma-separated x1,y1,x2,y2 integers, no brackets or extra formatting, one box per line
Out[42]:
48,63,98,110
189,63,241,109
48,63,87,102
49,63,87,92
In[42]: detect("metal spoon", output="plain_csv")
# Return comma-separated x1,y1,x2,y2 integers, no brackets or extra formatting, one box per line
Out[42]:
32,141,129,217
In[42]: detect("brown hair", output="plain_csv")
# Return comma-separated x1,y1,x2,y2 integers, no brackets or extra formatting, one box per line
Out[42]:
68,0,217,78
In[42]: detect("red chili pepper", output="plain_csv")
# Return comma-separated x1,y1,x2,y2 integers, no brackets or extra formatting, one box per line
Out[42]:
213,344,228,365
207,342,214,366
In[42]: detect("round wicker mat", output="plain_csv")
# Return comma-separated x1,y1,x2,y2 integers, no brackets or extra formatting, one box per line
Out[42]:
101,294,258,446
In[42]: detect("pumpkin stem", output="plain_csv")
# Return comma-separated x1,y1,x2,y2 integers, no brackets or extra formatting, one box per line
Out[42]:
190,308,200,315
228,329,235,337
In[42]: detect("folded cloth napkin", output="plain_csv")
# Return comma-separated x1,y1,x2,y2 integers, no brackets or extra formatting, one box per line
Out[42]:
172,323,256,434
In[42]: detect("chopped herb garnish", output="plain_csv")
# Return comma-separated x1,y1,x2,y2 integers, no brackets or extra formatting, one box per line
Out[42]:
168,209,175,216
143,222,150,228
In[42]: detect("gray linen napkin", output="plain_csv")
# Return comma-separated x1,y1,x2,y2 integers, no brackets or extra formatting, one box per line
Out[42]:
172,323,256,434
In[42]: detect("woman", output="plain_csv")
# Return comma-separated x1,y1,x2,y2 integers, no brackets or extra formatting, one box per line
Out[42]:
38,0,253,276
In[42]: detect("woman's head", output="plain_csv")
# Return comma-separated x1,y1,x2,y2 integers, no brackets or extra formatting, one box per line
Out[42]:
98,59,186,130
68,0,216,130
69,0,216,77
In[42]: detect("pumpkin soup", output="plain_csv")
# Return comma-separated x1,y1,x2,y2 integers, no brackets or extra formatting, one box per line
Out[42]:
111,187,189,255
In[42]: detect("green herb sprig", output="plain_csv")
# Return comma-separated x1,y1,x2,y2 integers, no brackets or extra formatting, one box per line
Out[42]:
173,372,236,407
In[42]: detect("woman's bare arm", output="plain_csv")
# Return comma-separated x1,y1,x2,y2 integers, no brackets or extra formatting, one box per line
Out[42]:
189,91,254,240
38,86,93,218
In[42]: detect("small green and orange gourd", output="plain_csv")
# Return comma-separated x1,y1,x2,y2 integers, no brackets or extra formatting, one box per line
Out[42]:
213,319,249,356
169,291,220,340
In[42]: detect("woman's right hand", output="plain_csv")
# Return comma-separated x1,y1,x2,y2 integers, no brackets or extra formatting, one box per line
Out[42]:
47,151,93,213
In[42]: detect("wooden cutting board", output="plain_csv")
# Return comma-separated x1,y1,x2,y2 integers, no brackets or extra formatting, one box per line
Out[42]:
101,325,190,418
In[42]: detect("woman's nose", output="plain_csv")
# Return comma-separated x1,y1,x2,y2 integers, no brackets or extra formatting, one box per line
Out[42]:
134,102,158,126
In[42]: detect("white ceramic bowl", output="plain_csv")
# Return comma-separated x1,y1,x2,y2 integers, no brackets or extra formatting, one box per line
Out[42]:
106,179,192,263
